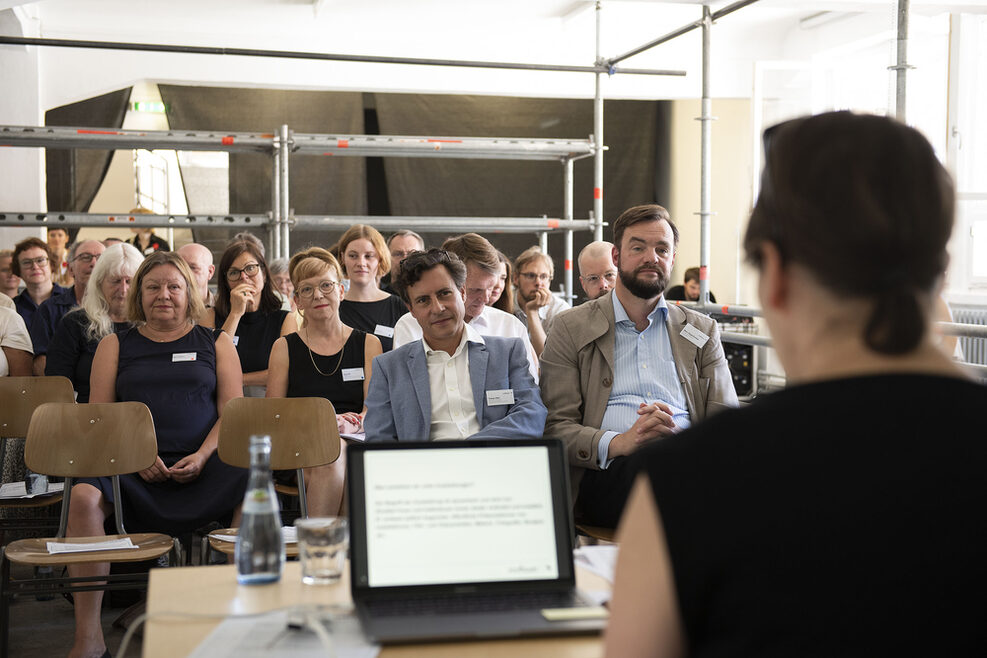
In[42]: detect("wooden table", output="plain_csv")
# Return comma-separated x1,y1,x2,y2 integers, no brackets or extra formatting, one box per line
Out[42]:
144,561,609,657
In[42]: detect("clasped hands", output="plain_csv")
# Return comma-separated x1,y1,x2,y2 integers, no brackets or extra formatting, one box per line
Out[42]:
139,452,208,484
337,412,363,435
610,401,677,458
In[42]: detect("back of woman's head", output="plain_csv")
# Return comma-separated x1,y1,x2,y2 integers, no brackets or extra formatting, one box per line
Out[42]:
744,111,954,355
215,239,281,319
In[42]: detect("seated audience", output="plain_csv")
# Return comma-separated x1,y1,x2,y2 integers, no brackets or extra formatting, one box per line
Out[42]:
72,251,247,658
380,229,424,295
337,224,408,352
268,257,296,313
29,239,105,375
46,227,73,287
127,208,170,255
606,112,987,657
392,233,538,382
513,246,571,356
0,293,32,377
489,250,514,314
665,266,716,303
577,240,617,301
10,237,67,330
266,247,382,516
45,243,142,402
0,249,22,299
203,240,297,396
541,204,737,528
177,242,216,308
365,249,546,442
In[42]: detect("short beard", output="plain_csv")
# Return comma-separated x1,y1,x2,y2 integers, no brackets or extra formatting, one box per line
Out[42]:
619,264,668,300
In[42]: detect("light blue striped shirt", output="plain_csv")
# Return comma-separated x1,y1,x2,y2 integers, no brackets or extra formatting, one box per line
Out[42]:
597,294,691,468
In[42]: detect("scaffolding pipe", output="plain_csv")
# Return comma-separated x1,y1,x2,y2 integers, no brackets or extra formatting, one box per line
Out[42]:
539,232,549,254
607,0,761,66
564,158,575,302
893,0,911,121
271,140,282,260
698,5,714,305
593,0,605,242
0,36,685,78
279,125,291,260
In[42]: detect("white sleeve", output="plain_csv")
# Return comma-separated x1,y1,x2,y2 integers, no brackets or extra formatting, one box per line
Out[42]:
505,313,539,384
0,309,33,354
391,313,421,349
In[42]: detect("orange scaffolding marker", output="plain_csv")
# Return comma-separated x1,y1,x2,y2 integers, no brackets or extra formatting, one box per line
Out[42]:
77,129,121,136
593,187,602,199
221,136,234,145
547,219,560,228
564,259,572,270
337,139,349,148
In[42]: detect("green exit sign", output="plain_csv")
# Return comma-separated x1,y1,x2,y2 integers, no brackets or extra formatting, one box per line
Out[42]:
132,101,167,113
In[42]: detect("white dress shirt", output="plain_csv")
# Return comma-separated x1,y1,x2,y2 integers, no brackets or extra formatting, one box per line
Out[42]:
393,305,539,382
423,324,484,440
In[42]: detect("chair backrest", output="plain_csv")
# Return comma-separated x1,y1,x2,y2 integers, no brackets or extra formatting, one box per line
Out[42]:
24,402,158,478
218,397,341,470
0,376,75,438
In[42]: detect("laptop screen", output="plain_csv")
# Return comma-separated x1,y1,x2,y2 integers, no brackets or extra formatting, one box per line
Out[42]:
348,439,575,593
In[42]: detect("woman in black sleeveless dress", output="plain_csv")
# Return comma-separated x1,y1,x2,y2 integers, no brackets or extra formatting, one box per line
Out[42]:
67,251,246,658
267,247,382,517
203,239,296,397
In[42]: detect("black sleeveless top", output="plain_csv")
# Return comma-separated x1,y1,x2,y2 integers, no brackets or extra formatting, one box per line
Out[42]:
285,329,366,414
338,295,407,352
214,308,288,373
633,374,987,657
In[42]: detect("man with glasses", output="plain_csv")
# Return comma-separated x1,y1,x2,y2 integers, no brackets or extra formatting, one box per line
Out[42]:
380,229,425,295
29,239,105,374
11,237,65,330
578,241,618,301
512,246,570,357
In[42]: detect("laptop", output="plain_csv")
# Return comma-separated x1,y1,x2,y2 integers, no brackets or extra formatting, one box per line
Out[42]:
347,438,608,644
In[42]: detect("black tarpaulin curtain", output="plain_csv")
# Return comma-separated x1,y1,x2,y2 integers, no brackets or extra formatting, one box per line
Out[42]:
45,87,133,225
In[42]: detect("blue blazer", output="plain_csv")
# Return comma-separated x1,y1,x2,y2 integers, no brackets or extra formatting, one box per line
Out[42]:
364,335,547,442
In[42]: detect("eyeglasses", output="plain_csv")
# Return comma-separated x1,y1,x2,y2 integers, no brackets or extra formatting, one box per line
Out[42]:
19,257,50,270
226,263,261,281
519,272,551,282
72,253,101,264
581,272,617,286
296,281,339,299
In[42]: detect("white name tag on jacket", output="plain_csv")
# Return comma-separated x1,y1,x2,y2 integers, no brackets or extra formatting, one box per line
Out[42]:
341,367,365,382
172,352,197,362
679,324,710,349
374,324,395,338
486,389,515,406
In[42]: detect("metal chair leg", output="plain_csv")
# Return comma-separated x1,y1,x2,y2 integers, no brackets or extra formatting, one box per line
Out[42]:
1,548,12,658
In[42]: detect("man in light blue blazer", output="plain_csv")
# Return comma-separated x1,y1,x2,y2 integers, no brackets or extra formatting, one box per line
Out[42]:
364,249,547,442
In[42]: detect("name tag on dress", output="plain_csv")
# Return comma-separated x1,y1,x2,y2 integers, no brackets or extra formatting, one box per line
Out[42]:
341,367,365,382
374,324,395,338
680,324,710,349
172,352,197,362
486,389,515,406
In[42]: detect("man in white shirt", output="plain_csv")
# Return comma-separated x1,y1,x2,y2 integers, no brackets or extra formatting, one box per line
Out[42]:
364,249,546,442
512,246,571,356
391,233,539,381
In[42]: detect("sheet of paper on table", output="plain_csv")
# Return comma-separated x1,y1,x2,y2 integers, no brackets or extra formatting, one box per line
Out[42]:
340,432,365,442
46,538,138,554
187,608,379,658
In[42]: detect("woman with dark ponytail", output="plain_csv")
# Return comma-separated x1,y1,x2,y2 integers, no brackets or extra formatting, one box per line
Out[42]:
606,112,987,657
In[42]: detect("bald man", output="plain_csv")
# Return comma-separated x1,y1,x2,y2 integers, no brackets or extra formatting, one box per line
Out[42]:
177,242,216,307
577,241,617,301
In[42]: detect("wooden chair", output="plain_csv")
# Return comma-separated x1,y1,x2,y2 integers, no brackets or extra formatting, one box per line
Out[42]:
206,397,342,558
0,376,75,543
0,402,181,656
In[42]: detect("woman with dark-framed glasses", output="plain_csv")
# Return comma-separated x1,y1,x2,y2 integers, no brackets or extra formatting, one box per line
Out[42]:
267,247,382,516
203,239,297,396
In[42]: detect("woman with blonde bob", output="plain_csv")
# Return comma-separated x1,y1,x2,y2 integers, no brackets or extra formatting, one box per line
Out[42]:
606,112,987,657
45,242,144,402
69,251,246,658
336,224,407,352
267,247,382,516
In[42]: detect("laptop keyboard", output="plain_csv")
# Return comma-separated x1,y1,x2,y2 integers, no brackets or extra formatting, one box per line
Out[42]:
365,591,577,616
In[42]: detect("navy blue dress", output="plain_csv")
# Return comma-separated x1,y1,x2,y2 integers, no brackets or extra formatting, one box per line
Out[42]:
80,325,247,536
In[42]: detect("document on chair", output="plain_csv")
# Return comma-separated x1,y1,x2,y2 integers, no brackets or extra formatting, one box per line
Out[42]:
0,481,64,499
209,526,298,544
46,538,139,554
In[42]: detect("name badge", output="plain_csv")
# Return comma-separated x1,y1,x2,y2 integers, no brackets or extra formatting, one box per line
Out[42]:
486,389,515,406
231,335,240,346
341,367,365,382
374,324,395,339
172,352,197,362
680,324,710,349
